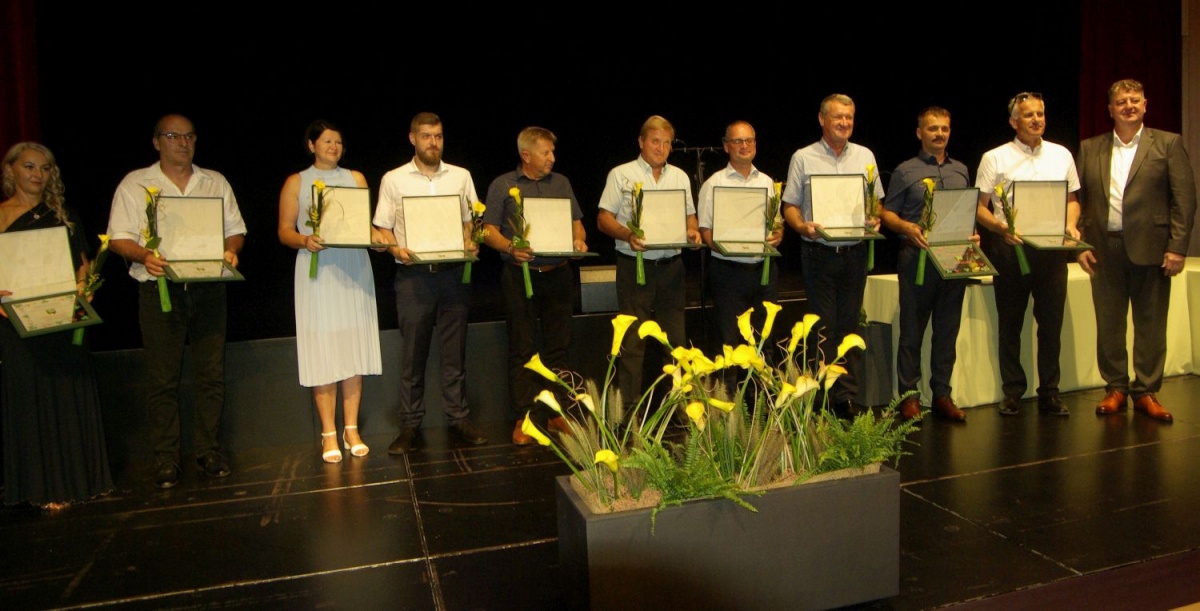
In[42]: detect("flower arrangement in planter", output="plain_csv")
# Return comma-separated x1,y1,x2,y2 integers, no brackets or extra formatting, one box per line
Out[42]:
521,301,919,526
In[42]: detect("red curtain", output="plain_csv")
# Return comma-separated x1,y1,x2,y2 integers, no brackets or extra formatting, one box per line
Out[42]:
1,0,41,148
1079,0,1182,140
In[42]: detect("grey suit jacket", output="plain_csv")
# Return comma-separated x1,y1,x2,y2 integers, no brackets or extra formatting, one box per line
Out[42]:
1076,127,1197,266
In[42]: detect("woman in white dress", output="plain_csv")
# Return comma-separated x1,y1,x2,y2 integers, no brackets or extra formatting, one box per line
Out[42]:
277,120,390,463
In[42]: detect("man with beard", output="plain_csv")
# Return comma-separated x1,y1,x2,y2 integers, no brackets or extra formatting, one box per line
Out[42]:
373,112,487,453
880,107,971,423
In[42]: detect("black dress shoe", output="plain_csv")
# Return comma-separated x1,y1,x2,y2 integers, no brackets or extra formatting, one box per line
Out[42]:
196,451,231,478
998,397,1021,416
154,461,180,490
388,426,418,455
1038,395,1069,417
452,418,488,445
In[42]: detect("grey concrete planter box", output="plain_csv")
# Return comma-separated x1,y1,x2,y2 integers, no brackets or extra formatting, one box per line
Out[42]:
556,466,900,610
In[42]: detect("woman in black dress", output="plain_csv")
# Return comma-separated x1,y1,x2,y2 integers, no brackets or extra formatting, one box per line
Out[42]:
1,142,113,512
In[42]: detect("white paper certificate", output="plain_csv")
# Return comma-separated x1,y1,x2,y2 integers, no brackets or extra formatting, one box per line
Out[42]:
712,186,768,242
157,196,225,261
810,174,866,228
1011,181,1068,235
317,186,379,247
925,188,980,243
524,197,575,254
639,189,689,247
0,225,76,301
402,195,466,253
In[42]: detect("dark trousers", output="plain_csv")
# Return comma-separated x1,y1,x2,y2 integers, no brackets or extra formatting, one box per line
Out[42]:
982,232,1068,400
896,244,966,400
799,240,868,403
393,264,471,428
614,253,685,409
707,256,779,394
139,281,227,462
1089,235,1171,399
501,262,575,422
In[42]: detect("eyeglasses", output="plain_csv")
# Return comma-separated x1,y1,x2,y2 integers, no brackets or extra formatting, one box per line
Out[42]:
724,138,756,146
158,132,197,143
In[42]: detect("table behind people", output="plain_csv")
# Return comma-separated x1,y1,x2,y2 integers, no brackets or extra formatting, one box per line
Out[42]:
862,264,1195,407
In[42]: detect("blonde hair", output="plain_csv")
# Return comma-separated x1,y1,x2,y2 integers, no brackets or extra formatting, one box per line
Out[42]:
2,141,73,231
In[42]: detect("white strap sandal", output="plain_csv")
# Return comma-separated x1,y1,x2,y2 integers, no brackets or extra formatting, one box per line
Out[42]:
321,431,342,463
343,426,370,457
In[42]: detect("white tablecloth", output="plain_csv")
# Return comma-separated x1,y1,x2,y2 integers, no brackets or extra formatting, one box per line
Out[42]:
862,260,1195,407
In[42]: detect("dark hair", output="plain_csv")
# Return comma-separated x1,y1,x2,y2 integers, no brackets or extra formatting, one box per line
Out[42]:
304,119,341,153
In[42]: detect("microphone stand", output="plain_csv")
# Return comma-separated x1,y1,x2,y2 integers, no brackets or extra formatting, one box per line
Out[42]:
672,144,722,353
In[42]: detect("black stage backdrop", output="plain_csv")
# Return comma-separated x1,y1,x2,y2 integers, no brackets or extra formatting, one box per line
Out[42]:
30,4,1093,351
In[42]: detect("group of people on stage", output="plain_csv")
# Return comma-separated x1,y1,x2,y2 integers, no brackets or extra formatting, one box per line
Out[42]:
1,78,1194,510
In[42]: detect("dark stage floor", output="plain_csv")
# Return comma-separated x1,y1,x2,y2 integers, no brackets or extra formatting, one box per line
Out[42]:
5,376,1200,610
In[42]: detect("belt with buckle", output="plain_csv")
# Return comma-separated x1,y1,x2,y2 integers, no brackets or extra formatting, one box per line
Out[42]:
404,262,464,273
804,240,860,254
509,260,567,273
618,252,678,265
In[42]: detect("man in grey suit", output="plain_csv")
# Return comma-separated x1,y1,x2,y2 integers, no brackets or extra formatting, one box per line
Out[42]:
1077,79,1197,423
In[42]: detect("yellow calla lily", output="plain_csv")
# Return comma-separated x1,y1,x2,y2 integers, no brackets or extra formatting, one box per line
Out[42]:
637,320,670,346
787,313,820,356
313,179,326,192
594,449,619,473
736,308,755,344
922,177,936,192
685,401,706,431
761,301,783,339
521,413,551,446
633,182,643,198
534,390,563,413
610,314,638,356
575,393,595,413
146,186,160,197
98,234,110,249
773,182,783,198
524,354,559,383
730,344,758,368
472,201,486,214
823,364,848,391
866,164,876,183
993,185,1004,198
836,333,866,360
793,374,820,398
662,364,678,375
708,398,735,412
508,187,522,204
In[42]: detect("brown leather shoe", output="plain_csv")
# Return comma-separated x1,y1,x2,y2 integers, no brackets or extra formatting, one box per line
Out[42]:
1095,389,1128,414
512,419,535,445
547,416,573,436
899,396,922,421
1133,394,1173,423
932,396,967,422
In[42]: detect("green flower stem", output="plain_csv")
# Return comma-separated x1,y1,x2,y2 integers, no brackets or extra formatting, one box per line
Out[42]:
308,251,319,279
867,240,875,271
1013,240,1030,275
156,276,172,313
461,260,473,284
72,328,84,346
760,256,770,286
916,249,927,286
635,251,645,285
522,262,533,298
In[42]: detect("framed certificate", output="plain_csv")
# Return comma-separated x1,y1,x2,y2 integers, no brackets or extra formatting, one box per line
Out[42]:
402,195,477,263
923,188,996,279
810,174,883,241
524,197,597,257
1010,181,1092,251
315,186,387,248
639,189,692,248
711,186,779,257
0,225,103,337
157,196,245,282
